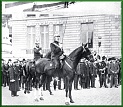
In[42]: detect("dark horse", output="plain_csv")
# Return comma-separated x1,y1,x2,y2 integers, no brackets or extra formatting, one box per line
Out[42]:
35,43,91,105
24,60,36,94
24,53,53,95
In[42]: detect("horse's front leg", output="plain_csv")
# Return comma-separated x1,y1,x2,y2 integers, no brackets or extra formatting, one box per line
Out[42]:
69,80,74,103
65,77,70,105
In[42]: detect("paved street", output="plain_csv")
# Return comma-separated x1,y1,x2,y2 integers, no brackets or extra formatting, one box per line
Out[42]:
2,78,122,105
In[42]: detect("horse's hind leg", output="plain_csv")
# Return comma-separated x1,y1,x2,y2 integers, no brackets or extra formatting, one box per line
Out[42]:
47,76,53,95
38,74,47,100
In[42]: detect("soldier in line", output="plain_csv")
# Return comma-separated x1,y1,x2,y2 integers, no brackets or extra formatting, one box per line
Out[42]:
85,59,91,89
108,57,119,88
8,60,20,97
96,56,108,88
6,59,13,86
79,58,86,89
89,58,97,88
18,60,26,90
2,60,9,87
101,56,108,88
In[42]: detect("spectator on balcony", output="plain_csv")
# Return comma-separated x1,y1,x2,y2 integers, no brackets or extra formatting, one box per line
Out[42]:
33,42,43,62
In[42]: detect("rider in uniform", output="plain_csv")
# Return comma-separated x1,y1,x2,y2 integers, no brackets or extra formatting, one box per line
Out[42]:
50,34,64,69
33,42,43,62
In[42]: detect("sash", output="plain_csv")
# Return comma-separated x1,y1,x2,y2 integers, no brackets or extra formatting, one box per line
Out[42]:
52,42,63,49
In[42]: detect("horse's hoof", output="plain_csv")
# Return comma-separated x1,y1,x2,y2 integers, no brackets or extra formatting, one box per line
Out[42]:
65,102,70,105
70,100,74,103
27,91,30,93
40,97,44,100
24,90,26,94
34,98,39,102
29,89,32,91
50,93,53,95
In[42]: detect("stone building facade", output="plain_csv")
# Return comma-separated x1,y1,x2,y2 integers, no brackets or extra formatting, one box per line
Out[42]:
8,13,121,59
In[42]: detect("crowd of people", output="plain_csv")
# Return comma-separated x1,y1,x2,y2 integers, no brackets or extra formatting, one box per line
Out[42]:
2,54,121,97
74,55,121,90
2,58,27,96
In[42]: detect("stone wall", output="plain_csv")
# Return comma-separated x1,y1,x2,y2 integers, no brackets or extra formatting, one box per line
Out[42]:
10,14,121,59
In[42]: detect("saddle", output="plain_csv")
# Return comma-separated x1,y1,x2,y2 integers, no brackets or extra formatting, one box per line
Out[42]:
45,58,65,71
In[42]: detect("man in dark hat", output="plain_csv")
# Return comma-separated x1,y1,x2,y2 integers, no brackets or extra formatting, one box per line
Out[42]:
89,57,97,88
50,34,63,70
108,57,119,88
8,59,20,97
101,56,108,88
96,56,108,88
2,60,10,87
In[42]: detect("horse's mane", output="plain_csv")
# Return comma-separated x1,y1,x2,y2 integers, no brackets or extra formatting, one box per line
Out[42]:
68,46,83,59
67,46,83,69
44,51,51,59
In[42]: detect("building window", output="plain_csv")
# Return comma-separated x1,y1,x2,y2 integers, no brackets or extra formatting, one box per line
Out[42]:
40,25,49,50
39,14,49,17
27,14,36,18
81,22,93,48
27,26,36,54
53,24,63,43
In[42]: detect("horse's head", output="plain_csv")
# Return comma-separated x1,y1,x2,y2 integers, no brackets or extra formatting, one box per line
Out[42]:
81,43,91,60
68,43,91,65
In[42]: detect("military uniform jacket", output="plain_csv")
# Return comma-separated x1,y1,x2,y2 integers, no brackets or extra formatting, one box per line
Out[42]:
78,62,87,77
50,41,63,59
2,63,9,76
108,62,119,74
77,62,90,77
8,65,20,91
89,62,96,76
96,61,106,75
34,47,42,59
85,62,90,77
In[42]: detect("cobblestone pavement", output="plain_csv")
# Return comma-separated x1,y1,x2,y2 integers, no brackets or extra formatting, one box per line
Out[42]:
2,78,122,105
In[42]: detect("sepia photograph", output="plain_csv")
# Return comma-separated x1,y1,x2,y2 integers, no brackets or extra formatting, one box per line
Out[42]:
2,1,121,105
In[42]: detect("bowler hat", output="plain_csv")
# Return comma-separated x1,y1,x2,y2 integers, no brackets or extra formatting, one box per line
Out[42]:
102,56,106,60
108,57,116,61
8,59,12,61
